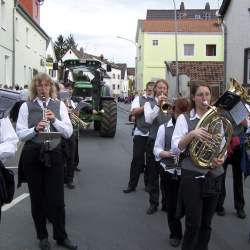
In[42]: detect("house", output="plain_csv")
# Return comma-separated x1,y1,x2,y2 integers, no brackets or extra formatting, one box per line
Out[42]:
0,0,49,88
219,0,250,87
136,18,224,96
45,38,58,80
127,67,135,94
62,48,124,96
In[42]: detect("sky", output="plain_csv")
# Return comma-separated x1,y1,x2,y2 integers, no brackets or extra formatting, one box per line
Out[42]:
40,0,223,67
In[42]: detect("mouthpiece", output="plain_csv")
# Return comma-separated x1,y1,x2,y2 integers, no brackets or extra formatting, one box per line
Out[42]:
203,101,208,106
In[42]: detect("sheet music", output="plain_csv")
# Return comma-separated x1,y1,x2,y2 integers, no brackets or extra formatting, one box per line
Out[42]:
229,101,250,125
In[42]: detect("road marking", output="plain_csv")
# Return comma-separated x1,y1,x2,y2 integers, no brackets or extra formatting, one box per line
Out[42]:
1,193,30,212
5,166,18,169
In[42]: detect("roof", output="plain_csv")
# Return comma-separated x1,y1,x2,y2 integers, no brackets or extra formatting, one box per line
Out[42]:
142,19,222,33
127,68,135,76
146,9,217,20
167,61,224,85
219,0,231,17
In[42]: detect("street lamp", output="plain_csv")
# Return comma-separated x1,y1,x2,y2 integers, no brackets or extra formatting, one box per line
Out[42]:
116,36,138,93
172,0,179,96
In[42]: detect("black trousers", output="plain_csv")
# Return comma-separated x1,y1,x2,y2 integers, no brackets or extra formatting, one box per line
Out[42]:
62,133,77,183
21,143,67,241
128,135,148,189
217,148,245,211
146,138,165,207
179,170,222,250
161,170,182,240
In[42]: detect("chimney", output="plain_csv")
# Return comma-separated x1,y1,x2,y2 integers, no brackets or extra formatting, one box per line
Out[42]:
205,2,210,11
180,2,185,12
80,47,84,57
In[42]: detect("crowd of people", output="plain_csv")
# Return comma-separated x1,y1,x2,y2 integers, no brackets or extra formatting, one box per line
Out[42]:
1,74,250,250
123,79,250,249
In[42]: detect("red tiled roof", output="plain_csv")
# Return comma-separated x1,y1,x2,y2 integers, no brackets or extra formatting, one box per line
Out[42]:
168,61,224,85
143,19,222,33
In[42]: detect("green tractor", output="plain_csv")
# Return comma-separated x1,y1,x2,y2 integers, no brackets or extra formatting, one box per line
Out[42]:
60,59,117,137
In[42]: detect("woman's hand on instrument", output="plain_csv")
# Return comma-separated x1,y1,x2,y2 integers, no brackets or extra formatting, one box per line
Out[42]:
158,94,167,105
191,128,212,142
35,120,49,132
45,109,55,122
212,155,225,168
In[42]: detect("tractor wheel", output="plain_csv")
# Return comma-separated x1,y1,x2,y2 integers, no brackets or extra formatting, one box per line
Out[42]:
100,100,117,137
94,120,101,131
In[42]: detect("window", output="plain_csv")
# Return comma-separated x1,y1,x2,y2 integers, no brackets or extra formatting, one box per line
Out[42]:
244,48,250,84
112,73,115,79
112,84,115,90
152,40,158,46
4,55,10,85
26,27,30,48
117,74,120,79
15,17,19,41
206,45,216,56
0,0,6,30
184,44,194,56
117,85,120,90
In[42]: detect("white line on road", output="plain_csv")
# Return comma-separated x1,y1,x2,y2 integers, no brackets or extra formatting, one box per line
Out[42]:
1,193,30,212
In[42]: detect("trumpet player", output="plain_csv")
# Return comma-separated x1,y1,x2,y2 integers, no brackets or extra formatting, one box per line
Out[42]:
144,79,169,215
16,73,78,250
153,98,189,247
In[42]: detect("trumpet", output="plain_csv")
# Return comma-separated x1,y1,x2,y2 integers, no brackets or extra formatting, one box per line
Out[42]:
160,93,172,113
65,98,89,129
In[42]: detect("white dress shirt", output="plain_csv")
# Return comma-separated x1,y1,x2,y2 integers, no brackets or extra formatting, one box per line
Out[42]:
131,95,149,137
154,119,181,175
0,117,19,162
16,98,73,141
144,97,160,124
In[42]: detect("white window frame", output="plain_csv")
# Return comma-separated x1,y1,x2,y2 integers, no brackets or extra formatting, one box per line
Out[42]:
184,44,194,56
152,40,158,46
0,0,7,30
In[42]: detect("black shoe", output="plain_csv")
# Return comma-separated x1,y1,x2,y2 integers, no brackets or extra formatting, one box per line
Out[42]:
146,205,158,215
75,167,81,172
237,209,246,219
123,187,135,193
216,207,225,216
39,239,51,250
66,181,75,189
169,238,181,247
57,238,78,250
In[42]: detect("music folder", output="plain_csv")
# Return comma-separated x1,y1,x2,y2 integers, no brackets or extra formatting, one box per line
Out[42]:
39,132,62,141
0,89,20,119
214,91,250,125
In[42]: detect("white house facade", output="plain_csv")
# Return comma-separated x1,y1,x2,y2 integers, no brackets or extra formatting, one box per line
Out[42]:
15,3,49,87
219,0,250,86
45,38,57,80
0,0,14,87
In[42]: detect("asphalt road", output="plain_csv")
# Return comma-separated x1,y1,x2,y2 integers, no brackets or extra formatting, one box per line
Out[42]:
1,104,250,250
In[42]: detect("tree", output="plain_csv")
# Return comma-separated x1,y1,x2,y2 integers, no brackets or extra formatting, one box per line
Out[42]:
66,34,78,50
54,34,67,61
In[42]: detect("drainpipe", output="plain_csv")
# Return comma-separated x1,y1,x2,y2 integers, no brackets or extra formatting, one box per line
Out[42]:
12,0,18,88
221,19,227,92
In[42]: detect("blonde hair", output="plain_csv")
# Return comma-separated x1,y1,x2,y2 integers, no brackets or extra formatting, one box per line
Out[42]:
29,73,57,100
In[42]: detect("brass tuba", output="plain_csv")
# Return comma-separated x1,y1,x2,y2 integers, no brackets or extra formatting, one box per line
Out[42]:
189,78,250,168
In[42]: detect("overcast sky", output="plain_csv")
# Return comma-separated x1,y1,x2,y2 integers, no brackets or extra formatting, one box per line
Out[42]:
40,0,222,67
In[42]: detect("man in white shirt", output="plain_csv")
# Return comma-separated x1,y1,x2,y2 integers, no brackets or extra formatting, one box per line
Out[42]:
123,82,155,193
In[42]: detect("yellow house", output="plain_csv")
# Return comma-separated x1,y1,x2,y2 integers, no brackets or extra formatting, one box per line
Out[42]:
135,19,224,95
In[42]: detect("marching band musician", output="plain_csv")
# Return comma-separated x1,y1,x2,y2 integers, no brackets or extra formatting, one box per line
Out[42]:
16,73,77,250
172,82,225,250
153,97,189,247
123,81,155,194
0,116,19,221
144,79,169,215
